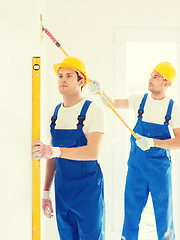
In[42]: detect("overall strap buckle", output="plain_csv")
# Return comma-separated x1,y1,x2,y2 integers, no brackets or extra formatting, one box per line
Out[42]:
164,99,174,125
138,110,144,118
164,115,171,124
51,116,57,126
76,100,92,128
137,93,148,119
77,115,86,127
50,103,62,128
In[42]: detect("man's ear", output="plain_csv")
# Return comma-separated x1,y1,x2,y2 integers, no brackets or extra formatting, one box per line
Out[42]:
79,78,86,87
165,80,171,87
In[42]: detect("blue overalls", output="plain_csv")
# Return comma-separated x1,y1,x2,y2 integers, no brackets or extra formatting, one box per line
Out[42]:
121,94,175,240
50,100,105,240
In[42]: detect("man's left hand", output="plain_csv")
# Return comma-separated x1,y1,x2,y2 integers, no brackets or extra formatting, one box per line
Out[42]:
135,134,154,151
87,80,101,94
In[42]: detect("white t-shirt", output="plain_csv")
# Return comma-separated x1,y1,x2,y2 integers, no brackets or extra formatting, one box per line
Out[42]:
54,98,104,137
128,93,180,129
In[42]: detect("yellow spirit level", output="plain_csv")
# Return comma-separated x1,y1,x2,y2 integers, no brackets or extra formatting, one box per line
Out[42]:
32,57,41,240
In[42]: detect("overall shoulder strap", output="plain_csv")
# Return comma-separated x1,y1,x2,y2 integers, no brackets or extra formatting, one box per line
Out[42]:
164,99,174,125
138,93,148,119
50,103,62,127
77,100,92,128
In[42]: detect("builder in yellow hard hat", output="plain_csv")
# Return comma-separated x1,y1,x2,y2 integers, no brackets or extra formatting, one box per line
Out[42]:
88,62,180,240
32,56,105,240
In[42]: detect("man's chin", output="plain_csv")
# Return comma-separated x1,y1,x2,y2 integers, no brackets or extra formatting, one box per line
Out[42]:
59,88,67,93
148,85,152,92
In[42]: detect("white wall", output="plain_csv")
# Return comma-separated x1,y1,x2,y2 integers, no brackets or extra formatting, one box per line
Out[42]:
0,0,45,239
1,0,180,240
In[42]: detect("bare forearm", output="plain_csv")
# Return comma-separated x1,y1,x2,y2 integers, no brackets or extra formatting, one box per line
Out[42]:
44,158,56,190
154,137,180,150
61,145,98,161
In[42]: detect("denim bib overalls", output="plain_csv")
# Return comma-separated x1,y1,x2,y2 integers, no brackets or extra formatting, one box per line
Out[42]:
122,94,175,240
50,100,105,240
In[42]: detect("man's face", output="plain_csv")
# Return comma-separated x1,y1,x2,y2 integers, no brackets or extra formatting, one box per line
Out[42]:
148,70,169,94
57,67,85,95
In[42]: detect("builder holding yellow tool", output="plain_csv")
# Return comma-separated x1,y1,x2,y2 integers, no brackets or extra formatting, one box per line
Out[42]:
88,62,180,240
32,56,105,240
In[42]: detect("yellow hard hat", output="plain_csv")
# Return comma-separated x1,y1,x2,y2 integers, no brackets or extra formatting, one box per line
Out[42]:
53,56,88,87
154,62,176,85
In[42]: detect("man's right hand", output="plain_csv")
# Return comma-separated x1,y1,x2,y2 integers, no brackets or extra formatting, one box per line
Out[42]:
42,190,53,218
87,80,101,94
32,141,62,160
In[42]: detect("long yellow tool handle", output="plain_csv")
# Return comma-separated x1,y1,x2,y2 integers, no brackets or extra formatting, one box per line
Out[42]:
32,57,41,240
96,90,139,140
59,46,69,57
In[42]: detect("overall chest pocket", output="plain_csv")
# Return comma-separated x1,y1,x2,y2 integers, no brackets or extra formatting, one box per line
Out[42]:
142,123,170,140
51,129,79,147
